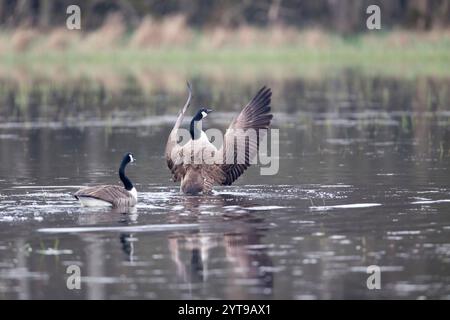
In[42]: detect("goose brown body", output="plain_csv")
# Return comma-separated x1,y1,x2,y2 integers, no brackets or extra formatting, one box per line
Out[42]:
74,185,137,207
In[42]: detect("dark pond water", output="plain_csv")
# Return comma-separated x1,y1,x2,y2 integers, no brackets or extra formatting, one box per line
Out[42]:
1,71,450,299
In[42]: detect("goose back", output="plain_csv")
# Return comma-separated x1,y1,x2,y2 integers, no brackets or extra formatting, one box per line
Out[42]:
74,185,137,207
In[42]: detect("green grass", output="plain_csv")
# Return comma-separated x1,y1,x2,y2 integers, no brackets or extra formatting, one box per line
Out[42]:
1,31,450,78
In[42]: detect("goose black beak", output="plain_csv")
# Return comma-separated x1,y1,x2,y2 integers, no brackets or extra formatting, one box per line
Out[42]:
206,109,213,114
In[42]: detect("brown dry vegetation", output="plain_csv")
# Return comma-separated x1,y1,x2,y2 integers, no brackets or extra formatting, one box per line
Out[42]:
83,13,126,50
45,27,80,51
0,14,449,54
130,15,192,48
10,28,37,52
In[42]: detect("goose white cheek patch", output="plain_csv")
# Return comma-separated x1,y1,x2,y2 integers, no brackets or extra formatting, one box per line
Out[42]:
201,111,207,118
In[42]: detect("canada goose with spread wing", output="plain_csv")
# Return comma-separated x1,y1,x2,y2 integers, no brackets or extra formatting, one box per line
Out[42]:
165,83,273,195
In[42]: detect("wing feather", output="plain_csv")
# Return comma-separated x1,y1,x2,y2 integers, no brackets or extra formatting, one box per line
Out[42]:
165,82,192,182
218,86,273,185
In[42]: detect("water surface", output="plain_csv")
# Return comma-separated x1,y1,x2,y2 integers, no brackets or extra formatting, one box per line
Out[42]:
1,71,450,299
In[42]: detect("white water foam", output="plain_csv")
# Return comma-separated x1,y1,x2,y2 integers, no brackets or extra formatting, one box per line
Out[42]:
411,199,450,204
246,206,287,211
37,223,200,234
310,203,382,211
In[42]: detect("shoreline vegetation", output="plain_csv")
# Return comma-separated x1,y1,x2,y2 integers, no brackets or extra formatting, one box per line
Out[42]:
0,15,449,79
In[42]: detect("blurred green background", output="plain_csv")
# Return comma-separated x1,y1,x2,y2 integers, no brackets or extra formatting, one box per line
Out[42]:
0,0,449,102
0,0,448,73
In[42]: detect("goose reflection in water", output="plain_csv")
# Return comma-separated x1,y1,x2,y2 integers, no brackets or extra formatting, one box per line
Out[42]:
76,206,138,226
116,207,139,263
166,194,274,298
75,206,139,263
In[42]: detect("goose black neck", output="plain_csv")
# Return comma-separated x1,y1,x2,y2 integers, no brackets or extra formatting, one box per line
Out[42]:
190,118,203,140
119,158,133,191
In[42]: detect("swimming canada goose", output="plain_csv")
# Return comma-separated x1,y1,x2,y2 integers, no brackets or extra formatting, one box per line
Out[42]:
74,153,137,207
166,83,273,194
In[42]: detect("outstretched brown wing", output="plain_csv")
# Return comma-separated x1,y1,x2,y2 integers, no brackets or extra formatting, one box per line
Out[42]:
218,86,273,185
165,82,192,182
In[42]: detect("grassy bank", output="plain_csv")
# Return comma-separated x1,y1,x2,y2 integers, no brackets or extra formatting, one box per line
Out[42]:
0,16,449,78
1,45,449,79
